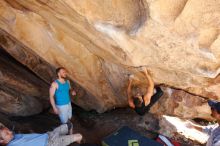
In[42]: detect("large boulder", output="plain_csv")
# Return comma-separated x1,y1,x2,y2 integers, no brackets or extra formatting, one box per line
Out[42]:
0,0,219,116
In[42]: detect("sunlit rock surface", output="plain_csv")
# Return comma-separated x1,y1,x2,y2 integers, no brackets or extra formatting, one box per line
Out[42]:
0,0,220,115
159,115,209,144
151,87,212,120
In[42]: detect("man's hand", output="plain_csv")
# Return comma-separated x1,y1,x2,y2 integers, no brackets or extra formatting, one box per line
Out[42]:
185,121,204,132
129,74,134,82
53,107,59,115
139,66,149,75
71,90,76,96
144,95,151,106
144,99,151,106
143,93,151,106
129,101,135,109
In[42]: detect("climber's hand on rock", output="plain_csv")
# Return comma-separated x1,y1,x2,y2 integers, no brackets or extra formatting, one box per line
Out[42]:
139,66,149,75
129,74,134,82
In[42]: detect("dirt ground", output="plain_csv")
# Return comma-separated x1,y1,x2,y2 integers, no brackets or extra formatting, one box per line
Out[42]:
0,106,204,146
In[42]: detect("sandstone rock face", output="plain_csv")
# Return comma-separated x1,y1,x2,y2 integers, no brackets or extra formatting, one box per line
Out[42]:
159,115,208,144
64,0,147,34
151,87,212,120
0,0,220,116
0,48,48,116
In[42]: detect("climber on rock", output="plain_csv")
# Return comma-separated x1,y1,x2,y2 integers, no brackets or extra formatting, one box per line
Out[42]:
186,100,220,146
0,124,82,146
127,67,163,116
49,67,76,133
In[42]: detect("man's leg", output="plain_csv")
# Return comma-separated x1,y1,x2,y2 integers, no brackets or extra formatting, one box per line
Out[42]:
49,124,69,136
57,104,70,124
68,103,73,120
47,133,82,146
147,87,163,109
67,103,73,134
47,124,69,145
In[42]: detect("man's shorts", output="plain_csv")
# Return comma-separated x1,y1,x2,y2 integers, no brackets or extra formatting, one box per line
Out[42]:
47,124,78,146
56,103,72,124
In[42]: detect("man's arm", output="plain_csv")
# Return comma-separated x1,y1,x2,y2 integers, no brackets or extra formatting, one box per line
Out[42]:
186,121,219,136
67,80,76,96
127,75,135,109
214,141,220,146
187,123,203,132
49,82,59,114
142,68,154,106
185,121,204,132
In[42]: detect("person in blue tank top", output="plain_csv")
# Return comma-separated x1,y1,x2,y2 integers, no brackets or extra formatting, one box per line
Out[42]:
49,67,76,133
0,124,82,146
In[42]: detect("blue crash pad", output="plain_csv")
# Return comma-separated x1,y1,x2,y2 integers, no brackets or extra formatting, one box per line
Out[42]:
102,126,163,146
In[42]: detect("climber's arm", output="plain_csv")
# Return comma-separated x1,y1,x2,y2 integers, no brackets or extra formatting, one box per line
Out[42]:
142,68,154,106
127,76,135,109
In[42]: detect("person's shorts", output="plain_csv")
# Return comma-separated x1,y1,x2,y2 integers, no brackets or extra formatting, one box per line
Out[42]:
47,124,80,146
56,103,72,124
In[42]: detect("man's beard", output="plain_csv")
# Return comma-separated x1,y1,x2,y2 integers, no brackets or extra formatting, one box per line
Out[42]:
60,75,67,79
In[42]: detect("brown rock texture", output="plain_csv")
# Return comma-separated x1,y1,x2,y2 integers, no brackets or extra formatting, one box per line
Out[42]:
0,0,220,116
151,87,212,120
0,48,48,116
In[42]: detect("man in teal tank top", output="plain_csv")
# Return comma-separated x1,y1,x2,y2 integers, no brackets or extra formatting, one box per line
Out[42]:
49,67,76,130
